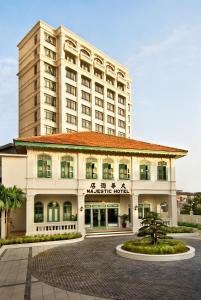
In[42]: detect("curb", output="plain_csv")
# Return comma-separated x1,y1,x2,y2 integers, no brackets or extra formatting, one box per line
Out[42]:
116,244,195,262
0,237,84,256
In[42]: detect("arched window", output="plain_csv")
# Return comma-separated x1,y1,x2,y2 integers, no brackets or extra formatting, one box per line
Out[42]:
61,156,74,178
66,39,76,48
63,201,72,221
118,71,124,78
34,202,44,223
94,57,103,65
86,157,98,179
119,159,130,180
81,49,90,57
107,64,114,72
102,158,114,180
140,160,150,180
157,161,168,181
47,202,60,222
37,154,52,178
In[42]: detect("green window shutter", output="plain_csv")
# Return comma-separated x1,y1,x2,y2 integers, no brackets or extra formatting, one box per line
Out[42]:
86,162,92,179
140,165,146,180
61,161,66,178
103,163,108,179
37,159,43,177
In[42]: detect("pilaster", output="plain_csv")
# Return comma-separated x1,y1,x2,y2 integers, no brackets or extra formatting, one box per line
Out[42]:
77,194,86,236
26,195,35,236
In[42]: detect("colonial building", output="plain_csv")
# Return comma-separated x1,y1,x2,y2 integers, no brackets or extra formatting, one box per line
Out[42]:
0,132,187,238
18,21,132,138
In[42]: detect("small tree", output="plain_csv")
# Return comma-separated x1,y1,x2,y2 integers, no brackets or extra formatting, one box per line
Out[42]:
138,212,168,244
0,185,25,237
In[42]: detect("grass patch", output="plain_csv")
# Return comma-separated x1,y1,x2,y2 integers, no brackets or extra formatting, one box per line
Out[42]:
178,222,201,230
0,232,82,247
122,238,188,255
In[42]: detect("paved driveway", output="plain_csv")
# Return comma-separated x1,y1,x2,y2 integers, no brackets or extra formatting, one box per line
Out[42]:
31,236,201,300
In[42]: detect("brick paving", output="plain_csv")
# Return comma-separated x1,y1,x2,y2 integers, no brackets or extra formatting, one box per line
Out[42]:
30,237,201,300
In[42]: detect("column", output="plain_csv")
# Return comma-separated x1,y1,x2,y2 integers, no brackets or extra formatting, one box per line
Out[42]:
169,193,177,226
130,193,140,232
77,194,86,237
1,210,6,239
26,195,35,236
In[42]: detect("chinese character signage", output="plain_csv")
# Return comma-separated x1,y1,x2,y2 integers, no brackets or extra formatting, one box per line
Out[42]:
86,182,129,194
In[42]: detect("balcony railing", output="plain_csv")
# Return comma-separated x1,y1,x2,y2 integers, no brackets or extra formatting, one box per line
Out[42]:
80,52,92,64
33,221,77,234
64,43,78,56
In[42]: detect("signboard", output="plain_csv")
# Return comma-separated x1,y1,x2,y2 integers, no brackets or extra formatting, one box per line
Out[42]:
86,182,129,194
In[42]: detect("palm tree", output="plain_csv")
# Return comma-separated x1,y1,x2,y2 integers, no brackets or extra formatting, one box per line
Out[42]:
0,185,25,238
138,212,168,245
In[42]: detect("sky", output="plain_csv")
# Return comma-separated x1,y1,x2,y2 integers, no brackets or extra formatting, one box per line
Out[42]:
0,0,201,192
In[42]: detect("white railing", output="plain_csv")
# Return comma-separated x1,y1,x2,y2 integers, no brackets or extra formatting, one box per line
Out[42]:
33,221,77,234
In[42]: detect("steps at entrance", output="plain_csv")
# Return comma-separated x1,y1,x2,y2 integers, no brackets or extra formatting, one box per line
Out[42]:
86,230,134,238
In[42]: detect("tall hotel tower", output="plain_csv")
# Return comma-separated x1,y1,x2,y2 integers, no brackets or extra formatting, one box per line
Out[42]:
18,21,132,138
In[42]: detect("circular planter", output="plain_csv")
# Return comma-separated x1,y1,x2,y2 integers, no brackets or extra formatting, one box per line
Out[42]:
116,244,195,262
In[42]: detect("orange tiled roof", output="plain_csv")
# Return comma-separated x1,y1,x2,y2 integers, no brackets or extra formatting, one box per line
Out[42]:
15,131,187,154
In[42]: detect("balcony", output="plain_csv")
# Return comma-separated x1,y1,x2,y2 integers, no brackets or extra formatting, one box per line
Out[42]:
33,221,77,234
106,68,116,78
80,52,92,64
94,60,105,72
64,43,78,56
117,73,127,84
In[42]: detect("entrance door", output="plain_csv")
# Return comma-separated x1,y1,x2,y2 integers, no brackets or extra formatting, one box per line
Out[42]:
92,207,106,228
93,209,99,227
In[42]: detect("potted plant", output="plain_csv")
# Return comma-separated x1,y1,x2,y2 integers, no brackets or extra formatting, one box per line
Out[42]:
120,214,129,228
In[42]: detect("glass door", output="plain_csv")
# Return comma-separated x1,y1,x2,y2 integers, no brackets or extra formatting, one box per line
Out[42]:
93,209,99,227
107,206,118,227
100,208,106,227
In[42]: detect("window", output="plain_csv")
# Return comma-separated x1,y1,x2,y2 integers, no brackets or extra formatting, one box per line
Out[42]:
44,32,56,46
94,57,103,65
80,61,90,72
34,202,43,223
94,68,103,79
82,119,91,129
82,105,91,116
119,162,130,180
128,104,131,112
106,76,114,85
47,202,60,222
117,81,125,91
157,161,168,181
107,89,115,100
138,204,151,219
107,102,115,112
44,47,56,60
34,111,37,122
118,107,125,116
118,119,125,128
34,35,37,45
118,71,125,78
95,110,103,120
65,52,76,64
95,123,104,133
45,94,56,107
66,40,76,48
107,115,115,125
44,78,56,91
81,76,91,88
66,83,76,96
66,114,77,125
95,97,103,107
44,63,56,76
128,115,131,122
45,110,56,122
34,64,37,75
118,131,126,137
44,125,56,135
107,65,115,72
34,48,38,58
107,128,115,135
34,127,37,136
66,68,77,81
140,163,150,180
95,83,104,94
34,95,37,106
66,98,77,110
34,80,37,91
66,128,77,133
81,49,90,57
61,156,74,178
63,202,72,221
81,90,91,102
118,95,125,105
103,159,114,180
86,158,98,179
37,154,52,178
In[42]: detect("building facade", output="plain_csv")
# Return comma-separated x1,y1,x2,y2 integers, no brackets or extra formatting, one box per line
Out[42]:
18,21,132,138
0,132,187,238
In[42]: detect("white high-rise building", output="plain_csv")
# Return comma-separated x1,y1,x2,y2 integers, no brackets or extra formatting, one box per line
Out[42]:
18,21,132,138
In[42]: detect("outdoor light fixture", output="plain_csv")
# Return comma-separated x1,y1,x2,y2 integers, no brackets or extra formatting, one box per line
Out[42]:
134,205,138,210
80,206,84,212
